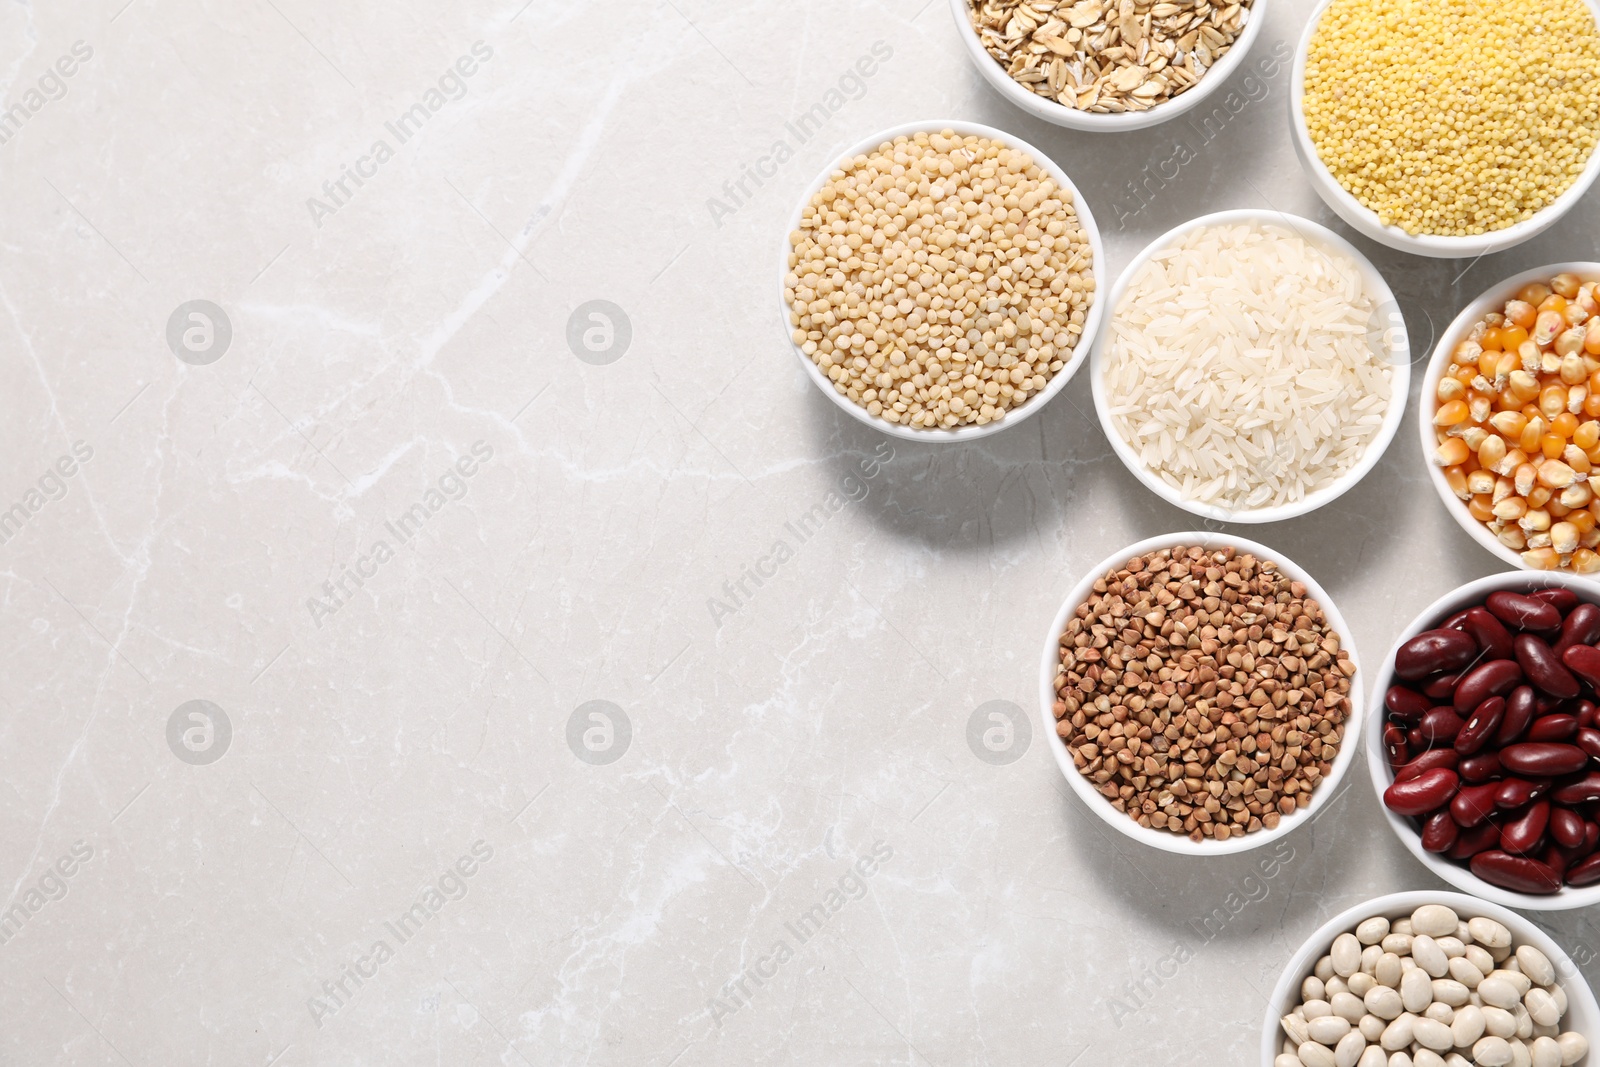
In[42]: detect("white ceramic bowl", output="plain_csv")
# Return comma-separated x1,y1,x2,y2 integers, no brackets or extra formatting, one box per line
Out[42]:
1420,263,1600,572
1039,530,1363,856
1365,570,1600,910
1089,208,1410,523
1260,890,1600,1066
947,0,1269,131
1289,0,1600,258
779,120,1106,442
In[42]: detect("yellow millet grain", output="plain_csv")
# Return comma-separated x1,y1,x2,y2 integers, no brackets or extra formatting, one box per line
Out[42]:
1302,0,1600,236
784,130,1095,430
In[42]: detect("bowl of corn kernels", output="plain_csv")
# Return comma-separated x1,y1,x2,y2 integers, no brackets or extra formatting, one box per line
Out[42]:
1423,265,1600,572
1289,0,1600,258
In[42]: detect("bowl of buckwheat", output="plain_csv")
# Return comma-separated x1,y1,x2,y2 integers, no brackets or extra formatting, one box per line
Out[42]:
950,0,1268,131
1040,531,1364,855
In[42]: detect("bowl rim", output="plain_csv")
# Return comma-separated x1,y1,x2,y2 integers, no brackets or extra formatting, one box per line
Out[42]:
778,119,1106,443
945,0,1270,131
1088,207,1411,524
1038,529,1364,856
1364,569,1600,910
1416,262,1600,573
1287,0,1600,259
1258,889,1600,1066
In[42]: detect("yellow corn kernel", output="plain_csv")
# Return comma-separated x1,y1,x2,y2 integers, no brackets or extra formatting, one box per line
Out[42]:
1479,435,1509,472
1587,318,1600,356
1470,394,1493,423
1559,330,1588,360
1523,546,1561,569
1469,495,1495,522
1436,440,1471,468
1554,273,1583,300
1493,475,1515,503
1498,526,1529,550
1553,521,1581,554
1576,421,1600,451
1515,462,1538,496
1521,422,1544,454
1509,370,1541,401
1506,300,1538,329
1565,444,1592,474
1571,509,1597,534
1490,411,1527,437
1523,509,1553,532
1541,385,1569,420
1434,399,1469,425
1460,427,1489,452
1551,500,1573,520
1542,434,1567,459
1503,448,1530,476
1453,339,1483,365
1494,496,1529,520
1437,377,1466,403
1574,549,1600,574
1561,482,1594,509
1467,469,1497,496
1529,486,1554,509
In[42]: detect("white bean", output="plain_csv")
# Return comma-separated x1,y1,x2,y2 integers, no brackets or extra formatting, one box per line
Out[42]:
1551,983,1567,1016
1413,935,1450,977
1452,1006,1486,1048
1358,1013,1385,1042
1388,1053,1413,1067
1358,1048,1386,1067
1525,988,1560,1028
1309,1016,1352,1044
1357,916,1391,945
1333,932,1363,977
1365,986,1404,1020
1469,917,1513,949
1276,1056,1305,1067
1466,945,1497,976
1512,1037,1533,1067
1305,999,1334,1020
1412,905,1458,937
1349,972,1376,998
1558,1031,1589,1065
1423,1002,1454,1025
1402,968,1434,1013
1413,1017,1454,1051
1474,1036,1514,1066
1361,945,1383,975
1516,945,1556,988
1335,1030,1366,1067
1431,978,1470,1007
1448,956,1485,989
1413,1051,1445,1067
1480,976,1522,1010
1493,968,1534,997
1380,1013,1415,1051
1283,1013,1312,1045
1304,975,1327,1002
1531,1035,1562,1067
1484,1006,1518,1038
1317,954,1337,981
1300,1041,1338,1067
1435,936,1465,959
1382,934,1413,956
1376,952,1403,988
1327,977,1349,997
1331,992,1365,1023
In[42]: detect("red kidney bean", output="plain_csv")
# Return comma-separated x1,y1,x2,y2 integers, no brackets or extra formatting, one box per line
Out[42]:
1396,749,1460,782
1442,608,1473,630
1552,806,1586,848
1536,693,1565,715
1555,603,1600,656
1449,820,1501,860
1568,853,1600,886
1488,591,1563,631
1385,685,1432,725
1421,810,1459,853
1500,800,1551,854
1552,771,1600,805
1453,781,1504,827
1411,707,1466,748
1500,742,1590,776
1579,728,1600,760
1470,850,1563,893
1453,659,1525,714
1562,644,1600,690
1515,634,1581,699
1460,751,1503,782
1455,696,1505,756
1528,715,1579,742
1530,587,1581,612
1493,685,1538,746
1545,843,1571,880
1495,776,1551,809
1397,628,1481,680
1587,821,1600,853
1424,673,1463,701
1384,767,1460,816
1384,723,1410,767
1464,606,1516,660
1579,700,1600,728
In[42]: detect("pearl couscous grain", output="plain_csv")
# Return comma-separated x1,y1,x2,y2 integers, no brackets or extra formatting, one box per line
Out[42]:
1302,0,1600,237
784,130,1095,430
1051,545,1354,842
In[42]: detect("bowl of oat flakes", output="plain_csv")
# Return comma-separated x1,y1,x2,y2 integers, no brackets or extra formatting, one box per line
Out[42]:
952,0,1267,130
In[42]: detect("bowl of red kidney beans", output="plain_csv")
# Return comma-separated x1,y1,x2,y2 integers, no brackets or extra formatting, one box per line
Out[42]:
1367,571,1600,909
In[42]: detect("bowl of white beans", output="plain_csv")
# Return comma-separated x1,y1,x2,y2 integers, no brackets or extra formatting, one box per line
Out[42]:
1262,892,1597,1067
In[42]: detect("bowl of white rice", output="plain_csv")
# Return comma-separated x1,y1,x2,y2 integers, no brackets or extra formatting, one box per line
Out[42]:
1091,209,1410,523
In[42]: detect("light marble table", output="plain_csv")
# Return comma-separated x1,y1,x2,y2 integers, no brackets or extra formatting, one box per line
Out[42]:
4,0,1600,1064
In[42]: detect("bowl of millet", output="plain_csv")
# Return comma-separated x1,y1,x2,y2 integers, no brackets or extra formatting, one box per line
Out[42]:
1039,531,1363,855
1289,0,1600,258
780,121,1104,441
1423,264,1600,572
